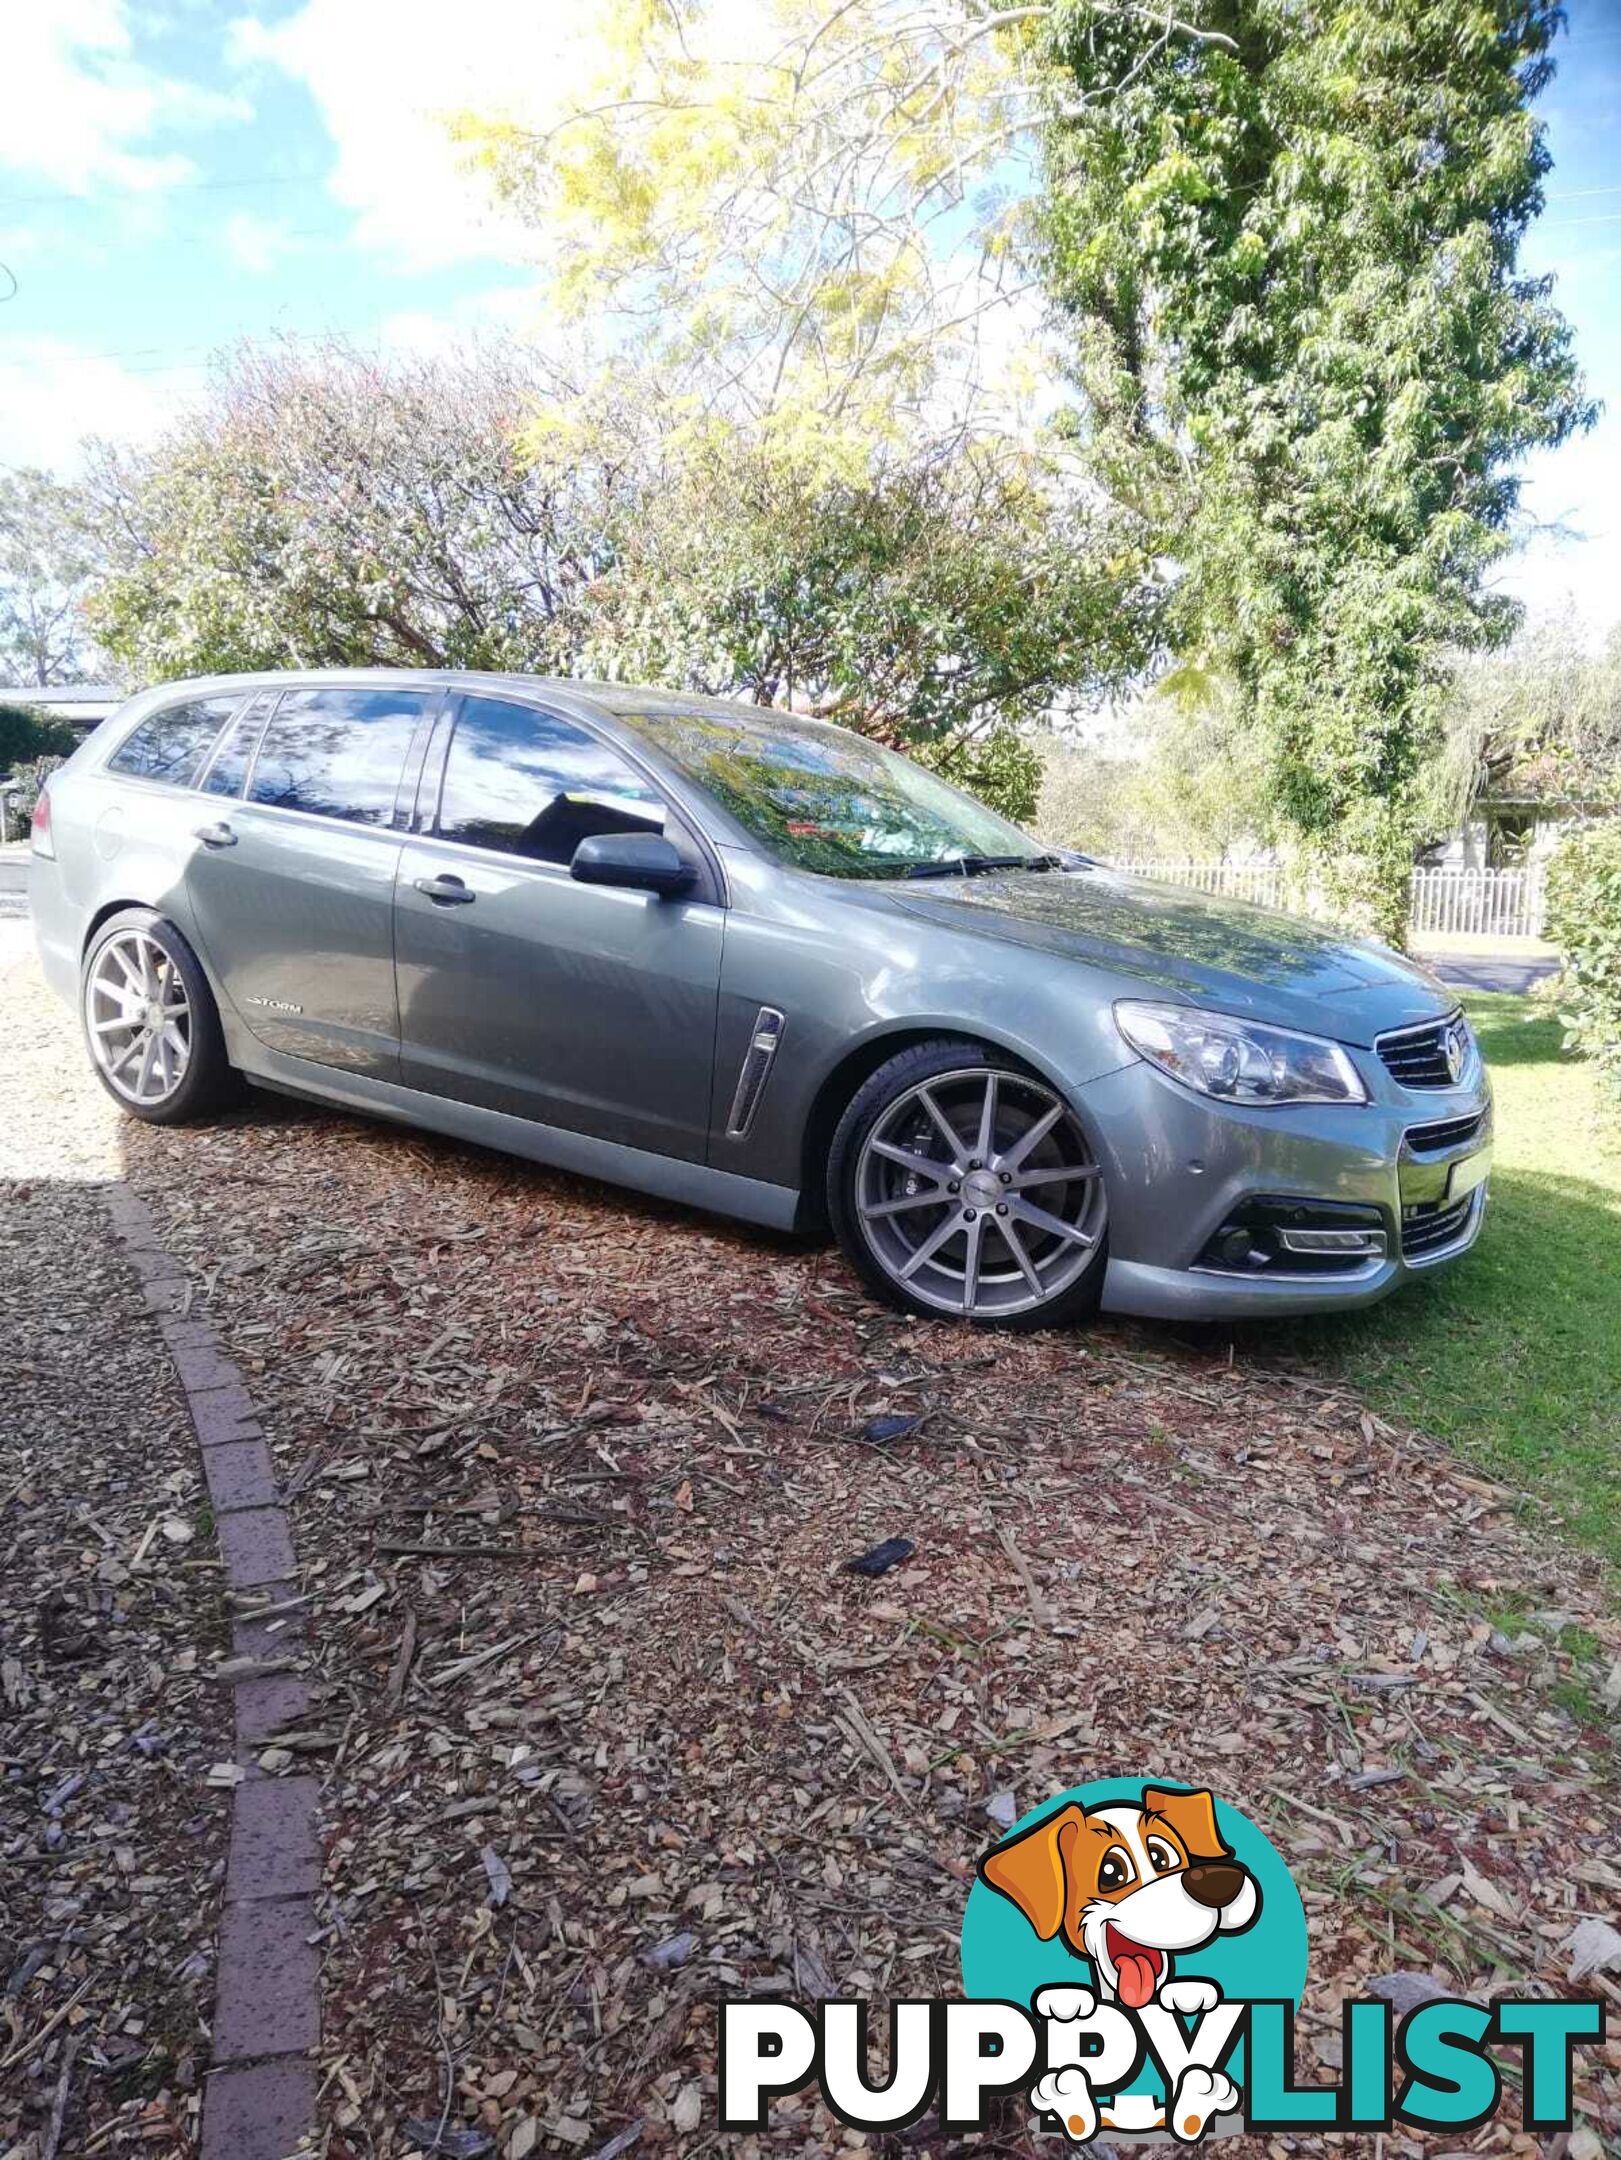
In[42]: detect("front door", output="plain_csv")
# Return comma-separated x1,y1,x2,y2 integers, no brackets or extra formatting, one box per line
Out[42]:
184,683,437,1078
394,692,723,1160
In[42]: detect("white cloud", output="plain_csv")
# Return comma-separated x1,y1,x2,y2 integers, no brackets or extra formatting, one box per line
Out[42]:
375,279,555,354
221,210,301,273
0,339,188,471
224,0,600,269
2,0,249,197
1491,427,1621,646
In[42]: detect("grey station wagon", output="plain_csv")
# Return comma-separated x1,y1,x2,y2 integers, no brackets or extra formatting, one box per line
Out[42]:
30,671,1492,1328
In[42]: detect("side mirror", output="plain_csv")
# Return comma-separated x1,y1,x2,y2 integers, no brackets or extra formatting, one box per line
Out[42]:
570,831,696,897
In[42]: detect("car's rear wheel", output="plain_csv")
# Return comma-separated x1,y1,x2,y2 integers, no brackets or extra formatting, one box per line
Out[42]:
828,1041,1109,1328
81,909,235,1124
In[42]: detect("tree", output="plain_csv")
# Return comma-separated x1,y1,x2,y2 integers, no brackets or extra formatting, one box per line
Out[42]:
449,1,1049,445
1,755,66,844
1545,821,1621,1106
0,468,103,686
1039,0,1594,937
87,341,1153,815
456,0,1595,934
1433,612,1621,845
1038,678,1274,862
535,389,1153,809
87,343,613,682
445,3,1164,813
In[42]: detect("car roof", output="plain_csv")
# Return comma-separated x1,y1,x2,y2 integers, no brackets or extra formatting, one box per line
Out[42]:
127,668,836,737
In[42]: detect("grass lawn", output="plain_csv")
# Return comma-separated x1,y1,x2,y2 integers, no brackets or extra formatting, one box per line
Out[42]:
1271,992,1621,1576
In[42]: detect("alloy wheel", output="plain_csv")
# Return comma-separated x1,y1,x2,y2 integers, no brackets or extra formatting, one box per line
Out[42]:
854,1067,1106,1318
85,930,193,1109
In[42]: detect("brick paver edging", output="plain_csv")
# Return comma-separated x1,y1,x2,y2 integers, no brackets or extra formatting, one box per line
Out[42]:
102,1183,319,2160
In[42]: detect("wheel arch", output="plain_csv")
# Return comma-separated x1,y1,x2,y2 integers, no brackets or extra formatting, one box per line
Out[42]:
81,899,227,1008
79,900,238,1052
796,1020,1079,1231
82,898,154,955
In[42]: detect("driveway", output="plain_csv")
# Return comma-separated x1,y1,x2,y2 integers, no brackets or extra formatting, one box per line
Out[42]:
0,848,29,919
1430,953,1558,993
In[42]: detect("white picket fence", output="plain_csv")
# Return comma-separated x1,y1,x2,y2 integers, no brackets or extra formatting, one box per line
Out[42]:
1117,859,1546,940
1407,865,1545,940
1117,859,1293,910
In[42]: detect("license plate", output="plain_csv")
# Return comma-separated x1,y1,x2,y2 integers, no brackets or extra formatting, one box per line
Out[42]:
1447,1148,1492,1202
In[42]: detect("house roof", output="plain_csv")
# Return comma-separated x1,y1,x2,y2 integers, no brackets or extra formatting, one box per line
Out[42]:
0,683,125,707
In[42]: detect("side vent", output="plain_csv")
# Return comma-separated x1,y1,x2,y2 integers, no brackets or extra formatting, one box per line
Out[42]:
726,1007,786,1138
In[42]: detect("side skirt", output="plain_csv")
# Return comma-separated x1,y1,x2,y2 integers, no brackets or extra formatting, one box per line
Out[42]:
238,1044,803,1233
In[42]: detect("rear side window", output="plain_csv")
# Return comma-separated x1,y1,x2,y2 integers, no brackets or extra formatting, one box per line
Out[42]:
108,695,240,786
435,697,664,863
247,687,427,827
198,695,272,799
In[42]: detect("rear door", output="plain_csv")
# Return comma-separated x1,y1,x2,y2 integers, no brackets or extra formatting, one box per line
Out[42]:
393,692,724,1159
184,683,439,1077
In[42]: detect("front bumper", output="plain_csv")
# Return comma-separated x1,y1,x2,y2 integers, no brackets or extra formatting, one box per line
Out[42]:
1083,1053,1491,1321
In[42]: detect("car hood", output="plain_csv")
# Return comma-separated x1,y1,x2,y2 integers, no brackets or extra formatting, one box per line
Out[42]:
876,865,1455,1046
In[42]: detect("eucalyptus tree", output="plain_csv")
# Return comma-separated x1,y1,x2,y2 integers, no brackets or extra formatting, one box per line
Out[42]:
86,340,1150,815
0,467,103,686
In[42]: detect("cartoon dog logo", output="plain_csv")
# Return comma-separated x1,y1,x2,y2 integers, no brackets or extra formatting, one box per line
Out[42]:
979,1784,1261,2140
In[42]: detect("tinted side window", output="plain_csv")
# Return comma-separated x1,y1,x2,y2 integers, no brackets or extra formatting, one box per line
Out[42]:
199,696,272,799
436,698,664,864
108,695,240,786
247,687,426,827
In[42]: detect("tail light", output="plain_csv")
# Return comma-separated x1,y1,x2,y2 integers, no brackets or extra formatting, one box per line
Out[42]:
31,785,56,859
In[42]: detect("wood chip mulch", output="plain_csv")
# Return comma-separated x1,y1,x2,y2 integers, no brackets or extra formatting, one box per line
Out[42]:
7,954,1621,2160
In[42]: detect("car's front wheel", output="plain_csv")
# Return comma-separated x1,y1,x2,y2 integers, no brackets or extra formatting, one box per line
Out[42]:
828,1041,1109,1328
81,908,236,1125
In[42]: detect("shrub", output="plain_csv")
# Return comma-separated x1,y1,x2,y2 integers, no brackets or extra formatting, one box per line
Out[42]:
2,754,66,843
0,703,77,770
1545,822,1621,1102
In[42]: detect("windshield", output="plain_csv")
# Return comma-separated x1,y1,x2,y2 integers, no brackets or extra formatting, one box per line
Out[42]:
616,706,1047,879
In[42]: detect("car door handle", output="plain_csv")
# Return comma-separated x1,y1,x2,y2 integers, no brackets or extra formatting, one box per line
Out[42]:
193,822,237,849
413,873,475,905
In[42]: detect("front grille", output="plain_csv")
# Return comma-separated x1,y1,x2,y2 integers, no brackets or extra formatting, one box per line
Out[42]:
1401,1192,1476,1259
1377,1014,1468,1090
1405,1112,1484,1155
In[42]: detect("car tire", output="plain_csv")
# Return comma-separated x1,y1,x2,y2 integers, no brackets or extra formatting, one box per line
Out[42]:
827,1040,1109,1329
80,907,237,1126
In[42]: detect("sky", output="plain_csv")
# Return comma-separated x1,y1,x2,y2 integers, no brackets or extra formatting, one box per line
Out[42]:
1,0,1618,643
1505,0,1621,639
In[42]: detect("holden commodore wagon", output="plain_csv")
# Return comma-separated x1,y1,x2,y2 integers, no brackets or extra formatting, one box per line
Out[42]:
30,671,1491,1328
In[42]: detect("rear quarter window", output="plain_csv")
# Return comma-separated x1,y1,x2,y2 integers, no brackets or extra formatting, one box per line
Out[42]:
107,695,242,787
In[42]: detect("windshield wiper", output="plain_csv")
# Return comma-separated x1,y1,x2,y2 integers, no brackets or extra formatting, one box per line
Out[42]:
903,853,1062,880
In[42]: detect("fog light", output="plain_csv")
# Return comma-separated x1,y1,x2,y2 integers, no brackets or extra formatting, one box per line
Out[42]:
1276,1227,1386,1258
1196,1196,1388,1276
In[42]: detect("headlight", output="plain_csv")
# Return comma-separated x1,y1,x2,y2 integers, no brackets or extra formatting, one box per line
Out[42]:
1115,1000,1368,1106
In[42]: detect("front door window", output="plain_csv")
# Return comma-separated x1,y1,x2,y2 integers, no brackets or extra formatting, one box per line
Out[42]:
434,696,666,862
